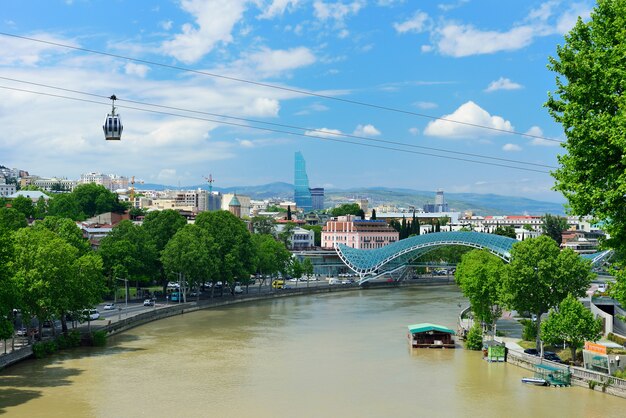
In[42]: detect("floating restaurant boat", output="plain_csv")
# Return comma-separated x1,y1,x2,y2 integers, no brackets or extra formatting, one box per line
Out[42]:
407,323,456,349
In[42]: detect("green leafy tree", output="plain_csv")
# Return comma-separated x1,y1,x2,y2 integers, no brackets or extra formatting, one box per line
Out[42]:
33,216,90,255
277,222,297,248
455,250,505,330
330,203,362,217
302,258,314,286
250,216,276,235
0,229,17,340
501,236,594,350
493,225,517,239
251,234,291,285
142,209,187,292
195,210,255,289
161,225,216,302
371,209,377,220
47,193,85,220
98,220,158,292
541,294,603,364
11,195,34,219
266,205,287,213
465,323,483,351
546,0,625,250
33,197,47,219
287,205,292,221
0,207,27,231
541,214,569,245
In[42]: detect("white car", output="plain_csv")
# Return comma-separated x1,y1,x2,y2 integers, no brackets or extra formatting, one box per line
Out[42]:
103,303,116,310
234,285,243,294
82,309,100,321
143,299,155,306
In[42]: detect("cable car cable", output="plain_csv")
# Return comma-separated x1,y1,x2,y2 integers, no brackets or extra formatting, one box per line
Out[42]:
0,31,563,144
0,76,557,169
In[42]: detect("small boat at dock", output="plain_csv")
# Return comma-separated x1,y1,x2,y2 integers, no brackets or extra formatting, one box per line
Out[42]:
522,377,547,386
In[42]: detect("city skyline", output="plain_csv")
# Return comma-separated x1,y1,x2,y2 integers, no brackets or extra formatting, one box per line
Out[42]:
0,1,593,203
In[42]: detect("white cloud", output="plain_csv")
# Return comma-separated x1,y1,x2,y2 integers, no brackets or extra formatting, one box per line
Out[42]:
295,103,330,115
305,127,343,138
556,2,592,34
242,97,281,117
0,32,77,66
485,77,523,92
313,1,364,22
258,0,301,19
161,0,247,64
238,139,255,148
156,169,178,182
160,20,173,30
438,0,469,12
502,143,522,152
424,101,514,138
124,63,150,78
436,24,535,57
393,11,430,34
526,126,560,147
353,124,381,137
409,127,420,136
239,46,316,76
421,44,433,53
414,101,438,109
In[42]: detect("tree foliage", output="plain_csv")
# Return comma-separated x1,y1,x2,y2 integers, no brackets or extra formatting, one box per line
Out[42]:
0,207,27,231
541,294,603,364
546,0,626,252
195,210,255,285
330,203,363,217
455,250,504,328
161,224,216,302
501,236,594,349
251,234,291,278
541,213,569,245
11,196,34,219
493,225,516,239
250,216,276,235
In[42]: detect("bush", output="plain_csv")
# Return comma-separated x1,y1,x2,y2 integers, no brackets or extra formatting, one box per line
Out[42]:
608,333,626,346
32,342,47,359
465,324,483,351
91,330,107,347
55,330,82,349
520,319,537,341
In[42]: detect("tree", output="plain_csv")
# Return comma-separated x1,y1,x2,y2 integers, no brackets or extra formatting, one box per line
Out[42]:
455,250,505,331
0,207,27,231
33,216,90,255
493,225,517,239
251,234,292,282
330,203,362,217
47,193,84,220
161,225,216,302
195,210,255,289
541,214,568,245
33,197,47,219
0,229,17,341
287,205,292,221
98,220,158,293
250,216,275,235
11,196,34,219
302,258,314,283
277,222,297,249
371,209,377,220
541,294,603,364
546,0,626,252
73,183,126,218
142,209,187,292
501,236,594,350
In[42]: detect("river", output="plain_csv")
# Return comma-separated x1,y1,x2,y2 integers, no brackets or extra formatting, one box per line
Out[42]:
1,286,623,417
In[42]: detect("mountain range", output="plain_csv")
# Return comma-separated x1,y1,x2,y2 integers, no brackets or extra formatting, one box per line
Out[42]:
140,182,566,216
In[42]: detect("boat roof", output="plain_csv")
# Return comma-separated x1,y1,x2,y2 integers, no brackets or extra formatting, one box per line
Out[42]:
407,323,455,334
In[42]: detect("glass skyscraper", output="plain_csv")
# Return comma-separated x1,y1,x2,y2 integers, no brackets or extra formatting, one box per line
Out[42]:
294,151,313,212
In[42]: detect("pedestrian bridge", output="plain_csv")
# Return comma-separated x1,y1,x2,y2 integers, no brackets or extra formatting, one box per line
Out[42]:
335,231,612,283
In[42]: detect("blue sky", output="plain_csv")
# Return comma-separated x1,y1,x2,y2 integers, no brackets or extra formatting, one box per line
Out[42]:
0,0,593,202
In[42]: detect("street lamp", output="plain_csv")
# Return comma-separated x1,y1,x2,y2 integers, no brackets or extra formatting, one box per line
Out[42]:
115,278,129,319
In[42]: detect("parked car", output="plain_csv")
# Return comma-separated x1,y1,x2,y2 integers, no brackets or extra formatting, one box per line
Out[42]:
81,309,100,321
143,299,154,306
234,285,243,294
272,280,285,289
15,327,27,337
103,303,116,310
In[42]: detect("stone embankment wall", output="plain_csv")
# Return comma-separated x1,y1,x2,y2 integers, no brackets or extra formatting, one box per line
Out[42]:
0,345,33,370
507,349,626,398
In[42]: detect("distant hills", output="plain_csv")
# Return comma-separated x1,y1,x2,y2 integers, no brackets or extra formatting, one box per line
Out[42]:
140,182,566,216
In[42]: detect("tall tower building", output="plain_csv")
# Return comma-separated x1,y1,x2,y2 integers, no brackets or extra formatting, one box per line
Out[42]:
294,152,313,212
310,187,325,211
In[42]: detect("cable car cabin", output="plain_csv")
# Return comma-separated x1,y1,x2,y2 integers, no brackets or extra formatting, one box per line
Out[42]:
407,323,456,349
103,113,123,140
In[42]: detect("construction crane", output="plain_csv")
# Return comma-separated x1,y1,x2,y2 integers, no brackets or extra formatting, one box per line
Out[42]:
203,174,215,193
129,176,144,205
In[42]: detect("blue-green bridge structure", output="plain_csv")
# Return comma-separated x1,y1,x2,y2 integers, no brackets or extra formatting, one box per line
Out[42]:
335,231,612,284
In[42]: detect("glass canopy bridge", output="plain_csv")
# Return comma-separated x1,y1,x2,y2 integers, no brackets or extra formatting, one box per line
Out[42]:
335,231,613,284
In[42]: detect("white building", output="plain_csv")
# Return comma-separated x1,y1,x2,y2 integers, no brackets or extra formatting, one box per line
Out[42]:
0,178,16,197
221,193,251,217
275,224,315,250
